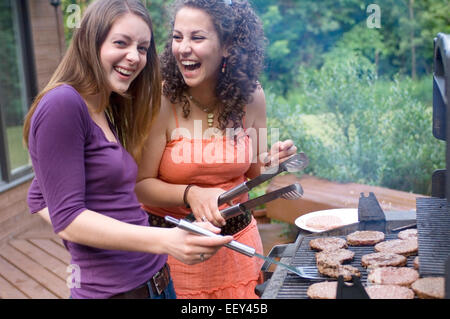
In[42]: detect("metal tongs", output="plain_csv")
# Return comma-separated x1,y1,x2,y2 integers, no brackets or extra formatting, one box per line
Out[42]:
185,152,309,221
219,183,303,219
217,152,309,205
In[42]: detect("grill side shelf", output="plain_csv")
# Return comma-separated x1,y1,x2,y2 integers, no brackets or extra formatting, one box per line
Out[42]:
416,197,450,276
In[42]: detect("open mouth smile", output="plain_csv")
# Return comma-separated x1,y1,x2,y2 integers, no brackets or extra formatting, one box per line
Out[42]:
114,66,134,77
181,60,201,71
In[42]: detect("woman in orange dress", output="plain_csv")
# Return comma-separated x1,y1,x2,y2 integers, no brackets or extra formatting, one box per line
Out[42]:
135,0,296,299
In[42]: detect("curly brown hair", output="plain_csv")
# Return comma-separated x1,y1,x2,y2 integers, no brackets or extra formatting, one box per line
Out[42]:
160,0,265,130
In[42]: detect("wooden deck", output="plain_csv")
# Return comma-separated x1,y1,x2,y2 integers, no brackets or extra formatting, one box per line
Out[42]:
0,224,71,299
0,214,292,299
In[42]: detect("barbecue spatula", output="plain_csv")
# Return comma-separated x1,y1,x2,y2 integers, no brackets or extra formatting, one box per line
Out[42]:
165,216,315,279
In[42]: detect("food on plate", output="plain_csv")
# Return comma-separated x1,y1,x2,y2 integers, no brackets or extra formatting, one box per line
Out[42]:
309,237,347,251
365,284,415,299
361,252,407,268
411,277,445,299
368,267,419,287
316,248,354,267
346,230,385,246
307,281,338,299
305,215,344,231
398,228,418,240
374,239,418,256
317,264,361,281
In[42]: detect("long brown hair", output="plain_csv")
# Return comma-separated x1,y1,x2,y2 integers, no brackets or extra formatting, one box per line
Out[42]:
160,0,265,130
23,0,161,164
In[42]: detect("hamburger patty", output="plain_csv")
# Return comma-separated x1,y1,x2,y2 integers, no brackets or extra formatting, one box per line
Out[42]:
316,249,355,267
346,230,385,246
413,256,419,270
365,284,415,299
315,249,357,280
374,239,418,256
307,281,338,299
317,264,361,281
411,277,445,299
398,228,418,240
309,237,347,251
361,252,407,268
368,267,419,286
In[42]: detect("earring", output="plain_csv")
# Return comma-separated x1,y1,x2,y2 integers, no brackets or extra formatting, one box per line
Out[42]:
221,58,227,74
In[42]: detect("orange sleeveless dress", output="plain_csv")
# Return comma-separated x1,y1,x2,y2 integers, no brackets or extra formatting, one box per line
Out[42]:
142,106,264,299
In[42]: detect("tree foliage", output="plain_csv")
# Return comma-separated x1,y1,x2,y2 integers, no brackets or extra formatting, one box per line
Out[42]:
55,0,449,194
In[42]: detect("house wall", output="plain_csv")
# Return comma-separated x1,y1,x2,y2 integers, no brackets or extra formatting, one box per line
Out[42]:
28,0,66,91
0,0,65,245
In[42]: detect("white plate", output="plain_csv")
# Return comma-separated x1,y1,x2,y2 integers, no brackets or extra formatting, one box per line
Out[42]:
295,208,358,233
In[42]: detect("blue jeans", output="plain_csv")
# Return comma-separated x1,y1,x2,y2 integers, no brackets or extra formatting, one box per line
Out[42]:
147,277,176,299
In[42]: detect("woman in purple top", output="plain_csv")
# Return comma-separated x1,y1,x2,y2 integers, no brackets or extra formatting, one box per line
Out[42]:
22,0,231,299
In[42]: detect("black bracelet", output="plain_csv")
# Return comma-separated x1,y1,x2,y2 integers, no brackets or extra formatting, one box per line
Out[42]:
183,184,194,208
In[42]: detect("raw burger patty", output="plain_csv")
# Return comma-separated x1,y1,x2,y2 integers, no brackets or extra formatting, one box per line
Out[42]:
361,252,407,268
307,281,337,299
398,228,418,240
346,231,385,246
365,285,415,299
368,267,419,286
309,237,347,251
411,277,445,299
305,215,343,231
374,239,418,256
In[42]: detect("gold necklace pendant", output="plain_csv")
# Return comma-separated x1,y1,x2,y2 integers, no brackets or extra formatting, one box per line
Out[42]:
188,94,217,128
206,111,214,127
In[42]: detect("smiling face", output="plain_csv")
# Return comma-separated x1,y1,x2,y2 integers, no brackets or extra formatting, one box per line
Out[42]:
172,7,227,89
100,13,151,94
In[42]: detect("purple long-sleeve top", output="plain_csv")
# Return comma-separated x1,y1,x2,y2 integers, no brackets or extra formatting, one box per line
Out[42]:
27,84,166,298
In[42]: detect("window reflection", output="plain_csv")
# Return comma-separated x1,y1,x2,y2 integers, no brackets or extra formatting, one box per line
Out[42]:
0,0,30,175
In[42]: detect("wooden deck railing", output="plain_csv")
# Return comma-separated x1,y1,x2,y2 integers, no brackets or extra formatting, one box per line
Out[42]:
265,174,426,225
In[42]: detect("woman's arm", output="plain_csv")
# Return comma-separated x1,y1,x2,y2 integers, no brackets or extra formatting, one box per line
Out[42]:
58,209,231,265
34,204,231,265
135,96,187,207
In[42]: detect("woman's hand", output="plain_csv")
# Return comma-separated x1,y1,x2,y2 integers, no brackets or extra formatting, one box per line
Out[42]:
263,139,297,168
185,186,227,227
166,221,233,265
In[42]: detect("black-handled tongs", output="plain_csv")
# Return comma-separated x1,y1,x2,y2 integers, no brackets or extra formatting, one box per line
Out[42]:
219,183,303,219
217,152,309,205
185,152,308,222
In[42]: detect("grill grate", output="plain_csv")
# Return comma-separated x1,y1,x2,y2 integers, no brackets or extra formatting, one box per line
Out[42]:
416,197,450,276
275,234,417,299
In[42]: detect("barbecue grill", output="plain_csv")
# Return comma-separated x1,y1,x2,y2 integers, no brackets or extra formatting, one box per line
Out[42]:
259,33,450,299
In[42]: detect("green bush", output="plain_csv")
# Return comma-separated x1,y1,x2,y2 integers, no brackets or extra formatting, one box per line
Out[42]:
265,49,444,195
